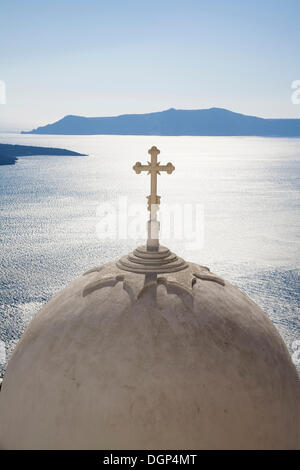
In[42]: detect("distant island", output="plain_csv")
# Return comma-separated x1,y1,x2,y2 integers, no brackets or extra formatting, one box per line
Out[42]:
22,107,300,137
0,143,87,166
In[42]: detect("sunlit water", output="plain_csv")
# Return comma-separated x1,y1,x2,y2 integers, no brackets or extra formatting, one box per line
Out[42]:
0,134,299,374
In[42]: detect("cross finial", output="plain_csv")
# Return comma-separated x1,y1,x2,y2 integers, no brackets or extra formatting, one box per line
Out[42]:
133,146,175,251
148,145,160,159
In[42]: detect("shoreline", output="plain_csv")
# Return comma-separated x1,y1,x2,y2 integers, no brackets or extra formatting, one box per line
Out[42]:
0,143,87,166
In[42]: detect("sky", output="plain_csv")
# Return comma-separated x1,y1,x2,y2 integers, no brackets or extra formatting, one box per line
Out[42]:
0,0,300,131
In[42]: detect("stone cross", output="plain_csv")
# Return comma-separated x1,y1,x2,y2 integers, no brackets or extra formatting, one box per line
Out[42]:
133,146,175,251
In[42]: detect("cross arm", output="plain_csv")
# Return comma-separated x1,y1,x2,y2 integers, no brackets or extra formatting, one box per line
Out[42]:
157,162,175,174
133,162,151,174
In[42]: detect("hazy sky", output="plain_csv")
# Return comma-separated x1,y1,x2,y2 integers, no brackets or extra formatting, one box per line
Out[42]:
1,0,300,131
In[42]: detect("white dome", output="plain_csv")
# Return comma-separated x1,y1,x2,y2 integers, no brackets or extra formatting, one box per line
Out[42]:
0,252,299,449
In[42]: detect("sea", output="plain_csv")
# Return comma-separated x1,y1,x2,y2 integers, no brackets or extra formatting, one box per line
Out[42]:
0,134,299,375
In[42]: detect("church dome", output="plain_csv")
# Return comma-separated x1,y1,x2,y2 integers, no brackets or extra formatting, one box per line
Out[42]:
0,146,299,449
0,252,299,449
